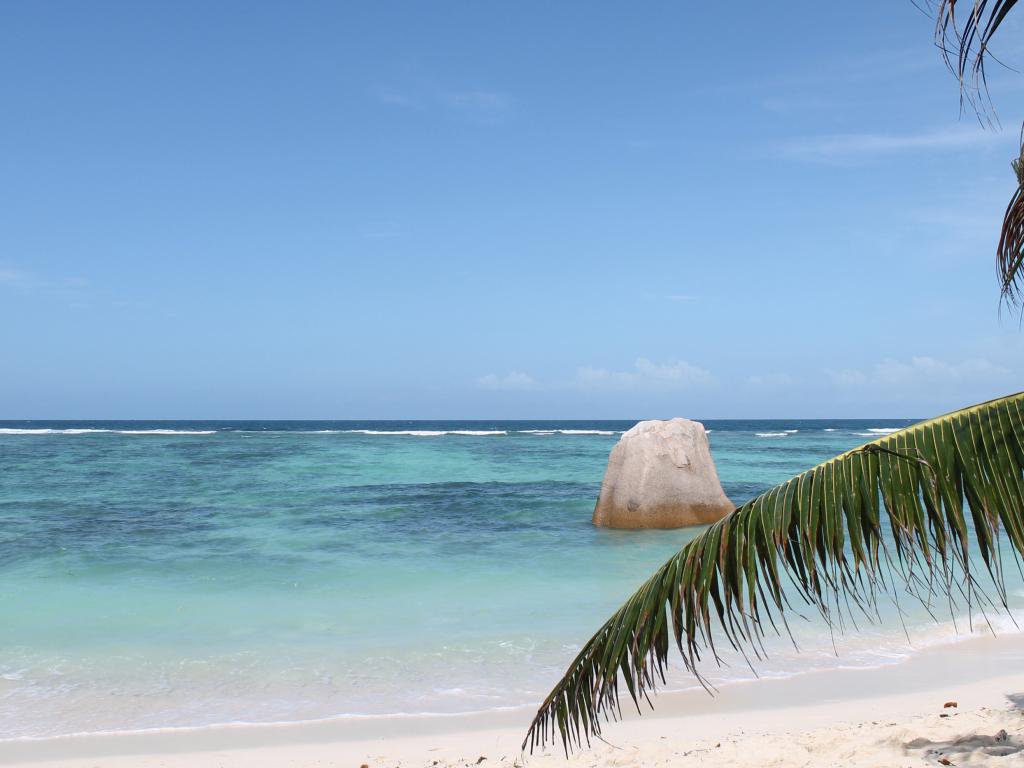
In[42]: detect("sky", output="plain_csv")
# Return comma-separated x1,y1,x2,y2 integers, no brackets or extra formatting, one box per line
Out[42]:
2,1,1024,419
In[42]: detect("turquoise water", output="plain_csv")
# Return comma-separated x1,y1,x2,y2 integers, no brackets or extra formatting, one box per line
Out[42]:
0,419,1017,738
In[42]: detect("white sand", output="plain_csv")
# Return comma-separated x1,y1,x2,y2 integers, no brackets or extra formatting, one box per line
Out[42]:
5,633,1024,767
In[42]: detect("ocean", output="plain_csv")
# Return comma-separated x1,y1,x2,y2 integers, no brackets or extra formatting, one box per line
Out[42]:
0,419,1019,739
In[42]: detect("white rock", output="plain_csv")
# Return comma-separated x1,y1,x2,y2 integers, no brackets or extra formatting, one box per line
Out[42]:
592,418,733,529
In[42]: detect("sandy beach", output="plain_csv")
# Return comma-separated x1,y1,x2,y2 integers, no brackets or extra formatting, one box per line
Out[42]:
5,632,1023,768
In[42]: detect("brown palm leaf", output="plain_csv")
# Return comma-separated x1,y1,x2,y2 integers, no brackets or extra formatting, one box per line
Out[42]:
929,2,1024,307
933,0,1019,116
998,136,1024,308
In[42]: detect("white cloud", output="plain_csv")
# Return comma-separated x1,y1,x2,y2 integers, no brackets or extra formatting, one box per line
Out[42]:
0,267,32,289
440,90,513,123
373,88,419,108
477,371,537,391
575,358,712,390
478,359,713,393
825,368,868,387
374,86,513,123
0,265,93,306
759,96,834,114
826,356,1010,389
783,125,1006,162
361,222,404,240
746,373,796,388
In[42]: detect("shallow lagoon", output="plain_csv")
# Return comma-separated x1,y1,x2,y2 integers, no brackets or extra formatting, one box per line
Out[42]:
2,418,1015,738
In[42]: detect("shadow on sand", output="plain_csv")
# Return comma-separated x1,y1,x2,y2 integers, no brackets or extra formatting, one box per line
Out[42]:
901,694,1024,765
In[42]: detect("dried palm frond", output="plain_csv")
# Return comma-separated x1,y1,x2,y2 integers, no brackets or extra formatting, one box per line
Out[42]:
933,0,1019,118
924,2,1024,305
999,134,1024,308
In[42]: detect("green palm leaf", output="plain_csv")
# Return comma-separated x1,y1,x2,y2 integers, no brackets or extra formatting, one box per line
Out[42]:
523,392,1024,753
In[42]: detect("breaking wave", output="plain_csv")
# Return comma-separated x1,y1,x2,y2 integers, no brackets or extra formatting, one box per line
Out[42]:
339,430,509,436
0,429,215,436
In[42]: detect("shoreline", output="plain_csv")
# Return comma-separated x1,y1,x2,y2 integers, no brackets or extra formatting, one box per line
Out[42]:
6,632,1024,766
6,605,1020,746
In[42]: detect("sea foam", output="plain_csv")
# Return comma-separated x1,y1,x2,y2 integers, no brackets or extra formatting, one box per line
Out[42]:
517,429,616,436
0,428,215,435
340,429,507,437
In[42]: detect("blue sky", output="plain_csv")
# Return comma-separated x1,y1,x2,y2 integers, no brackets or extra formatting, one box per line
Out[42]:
2,1,1023,419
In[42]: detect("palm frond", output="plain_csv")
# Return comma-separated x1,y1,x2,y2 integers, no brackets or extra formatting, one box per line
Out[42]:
998,135,1024,309
932,0,1020,118
524,392,1024,753
922,2,1024,306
